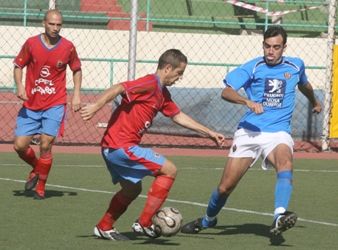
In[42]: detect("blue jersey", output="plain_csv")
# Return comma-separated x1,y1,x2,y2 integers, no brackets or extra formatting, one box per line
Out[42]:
224,56,308,133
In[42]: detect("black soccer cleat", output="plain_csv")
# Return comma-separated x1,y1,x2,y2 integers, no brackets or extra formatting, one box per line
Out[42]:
24,171,39,191
270,211,297,235
181,217,217,234
132,221,160,238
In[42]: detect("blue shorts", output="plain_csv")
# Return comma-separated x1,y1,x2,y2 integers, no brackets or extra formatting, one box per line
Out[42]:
15,105,65,137
102,145,166,184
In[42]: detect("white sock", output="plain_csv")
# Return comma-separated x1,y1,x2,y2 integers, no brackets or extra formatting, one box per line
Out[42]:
274,207,286,218
205,215,216,222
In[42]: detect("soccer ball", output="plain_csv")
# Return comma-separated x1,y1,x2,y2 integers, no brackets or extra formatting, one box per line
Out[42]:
152,207,183,237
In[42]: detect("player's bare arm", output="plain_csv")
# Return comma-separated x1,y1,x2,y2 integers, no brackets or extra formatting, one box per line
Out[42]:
171,112,225,147
221,86,263,114
80,83,125,121
13,66,28,101
298,83,322,113
71,70,82,112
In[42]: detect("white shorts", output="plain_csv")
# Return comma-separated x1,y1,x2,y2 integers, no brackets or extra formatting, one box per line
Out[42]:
228,128,294,170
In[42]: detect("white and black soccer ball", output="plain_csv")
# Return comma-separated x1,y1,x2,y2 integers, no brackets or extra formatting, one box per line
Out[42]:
152,207,183,237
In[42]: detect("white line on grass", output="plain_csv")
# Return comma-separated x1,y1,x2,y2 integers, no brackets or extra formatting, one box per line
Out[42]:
2,163,338,173
0,177,337,228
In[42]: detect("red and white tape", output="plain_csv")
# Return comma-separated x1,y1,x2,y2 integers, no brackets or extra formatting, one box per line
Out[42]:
225,0,325,17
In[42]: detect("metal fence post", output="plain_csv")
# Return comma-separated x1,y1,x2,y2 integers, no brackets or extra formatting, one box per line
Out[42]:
322,0,337,151
23,0,27,26
128,0,138,81
49,0,56,10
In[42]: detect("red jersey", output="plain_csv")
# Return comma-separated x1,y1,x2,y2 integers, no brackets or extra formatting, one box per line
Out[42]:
101,74,180,148
14,34,81,110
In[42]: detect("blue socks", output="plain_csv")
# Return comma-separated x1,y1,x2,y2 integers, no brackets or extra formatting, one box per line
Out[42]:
274,170,293,218
201,189,227,227
205,189,228,219
202,170,293,224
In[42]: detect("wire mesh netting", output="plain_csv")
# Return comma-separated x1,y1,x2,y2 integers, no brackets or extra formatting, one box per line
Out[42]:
0,0,337,151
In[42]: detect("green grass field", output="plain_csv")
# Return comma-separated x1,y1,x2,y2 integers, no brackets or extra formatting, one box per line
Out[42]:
1,152,338,250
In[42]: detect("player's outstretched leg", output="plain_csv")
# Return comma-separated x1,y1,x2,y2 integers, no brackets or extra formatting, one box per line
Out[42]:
270,211,297,235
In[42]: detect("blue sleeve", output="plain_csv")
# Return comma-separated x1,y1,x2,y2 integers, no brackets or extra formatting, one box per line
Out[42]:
298,59,309,85
223,61,255,90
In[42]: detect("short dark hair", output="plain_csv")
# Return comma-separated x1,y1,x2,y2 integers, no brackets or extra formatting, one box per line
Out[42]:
157,49,188,70
264,25,287,44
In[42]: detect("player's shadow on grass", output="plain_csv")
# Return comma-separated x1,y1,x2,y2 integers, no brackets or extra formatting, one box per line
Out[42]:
209,223,291,246
13,189,78,199
78,232,180,245
126,232,180,245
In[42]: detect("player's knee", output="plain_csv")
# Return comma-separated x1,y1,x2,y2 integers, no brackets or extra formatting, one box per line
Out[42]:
276,159,293,171
160,160,177,178
13,142,28,153
39,142,52,154
13,144,22,153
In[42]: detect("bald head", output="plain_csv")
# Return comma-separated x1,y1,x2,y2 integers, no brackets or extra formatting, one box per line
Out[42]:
44,9,63,22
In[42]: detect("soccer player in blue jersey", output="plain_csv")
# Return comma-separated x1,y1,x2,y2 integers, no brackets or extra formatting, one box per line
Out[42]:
181,25,322,235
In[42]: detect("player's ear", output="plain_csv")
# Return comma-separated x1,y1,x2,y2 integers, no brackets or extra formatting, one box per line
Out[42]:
164,64,172,73
283,44,287,51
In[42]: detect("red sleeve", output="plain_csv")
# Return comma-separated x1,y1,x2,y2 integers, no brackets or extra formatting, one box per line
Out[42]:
68,45,81,72
160,87,180,117
13,40,31,68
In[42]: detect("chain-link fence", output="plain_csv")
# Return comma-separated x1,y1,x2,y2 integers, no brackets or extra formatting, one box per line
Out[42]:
0,0,337,150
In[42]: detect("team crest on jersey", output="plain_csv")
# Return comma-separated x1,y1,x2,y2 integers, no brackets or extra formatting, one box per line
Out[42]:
232,144,237,153
56,60,64,68
284,72,291,79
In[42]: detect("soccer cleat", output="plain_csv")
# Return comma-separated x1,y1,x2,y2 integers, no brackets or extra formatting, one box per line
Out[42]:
34,180,46,200
270,211,297,235
34,189,45,200
181,217,217,234
24,171,39,191
132,221,160,238
94,226,129,241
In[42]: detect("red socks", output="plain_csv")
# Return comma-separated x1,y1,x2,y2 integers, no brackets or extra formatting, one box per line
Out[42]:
138,175,175,227
35,154,53,196
17,147,37,168
97,191,135,230
97,175,175,230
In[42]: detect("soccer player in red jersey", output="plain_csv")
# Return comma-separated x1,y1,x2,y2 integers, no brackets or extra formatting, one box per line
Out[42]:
13,9,82,199
80,49,225,240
